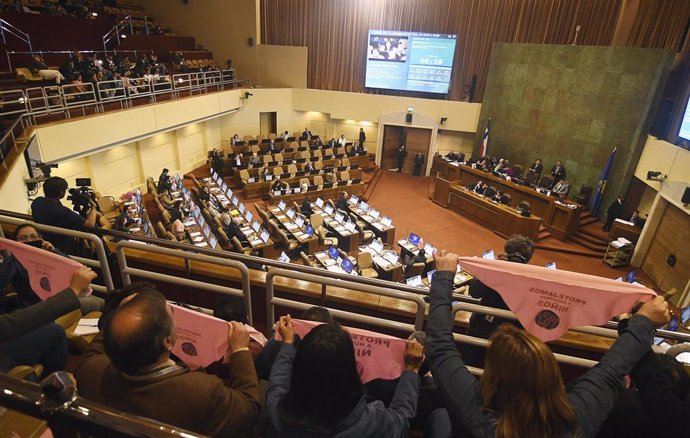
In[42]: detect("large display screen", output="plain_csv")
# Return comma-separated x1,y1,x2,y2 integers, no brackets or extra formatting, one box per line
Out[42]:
679,97,690,140
365,30,457,94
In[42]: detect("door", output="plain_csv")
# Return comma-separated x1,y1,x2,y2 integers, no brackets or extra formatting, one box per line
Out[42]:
381,125,404,170
382,125,432,175
259,112,277,138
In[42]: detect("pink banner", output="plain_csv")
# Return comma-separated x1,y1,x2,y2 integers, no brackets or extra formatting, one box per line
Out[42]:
275,319,407,383
458,257,656,341
171,304,229,369
0,237,83,301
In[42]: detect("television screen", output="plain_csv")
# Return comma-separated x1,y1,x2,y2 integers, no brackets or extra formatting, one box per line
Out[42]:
365,30,457,94
679,97,690,140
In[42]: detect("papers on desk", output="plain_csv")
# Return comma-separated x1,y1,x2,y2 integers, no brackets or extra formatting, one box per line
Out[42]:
293,231,305,238
250,239,262,246
610,237,632,248
194,242,208,247
129,227,141,233
614,218,635,226
189,231,201,237
184,220,196,227
322,258,336,267
373,255,391,269
285,223,298,231
193,236,204,242
74,318,100,336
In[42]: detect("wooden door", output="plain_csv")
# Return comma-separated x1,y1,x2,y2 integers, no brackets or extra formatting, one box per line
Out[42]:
642,203,690,293
381,125,432,175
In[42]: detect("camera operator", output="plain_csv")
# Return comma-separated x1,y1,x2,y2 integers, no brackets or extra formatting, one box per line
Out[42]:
31,177,100,254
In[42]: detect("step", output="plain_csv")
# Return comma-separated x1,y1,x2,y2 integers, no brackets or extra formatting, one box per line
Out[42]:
570,235,608,253
580,216,598,227
537,229,551,240
573,230,608,246
535,242,604,258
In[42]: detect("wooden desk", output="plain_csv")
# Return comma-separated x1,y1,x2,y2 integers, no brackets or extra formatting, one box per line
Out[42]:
431,156,462,181
323,215,360,253
431,172,451,207
448,183,542,241
268,183,365,204
349,203,396,243
451,161,557,219
244,168,362,199
545,201,584,241
266,205,320,254
609,219,642,245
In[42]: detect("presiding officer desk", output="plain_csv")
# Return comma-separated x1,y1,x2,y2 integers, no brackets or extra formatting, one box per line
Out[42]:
448,183,542,241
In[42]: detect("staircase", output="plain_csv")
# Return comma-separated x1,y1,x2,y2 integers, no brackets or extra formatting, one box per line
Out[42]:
535,208,609,258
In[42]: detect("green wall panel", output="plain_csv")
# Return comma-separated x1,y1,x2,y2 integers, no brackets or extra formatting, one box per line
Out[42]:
476,44,674,217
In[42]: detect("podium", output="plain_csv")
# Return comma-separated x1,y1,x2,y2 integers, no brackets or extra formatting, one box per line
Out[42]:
545,201,583,241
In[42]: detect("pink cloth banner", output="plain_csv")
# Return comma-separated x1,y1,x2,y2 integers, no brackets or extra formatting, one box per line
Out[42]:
458,257,657,341
0,237,83,301
275,319,407,383
171,304,229,369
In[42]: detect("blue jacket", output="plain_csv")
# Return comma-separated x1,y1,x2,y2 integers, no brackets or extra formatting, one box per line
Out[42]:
265,342,420,438
427,270,654,438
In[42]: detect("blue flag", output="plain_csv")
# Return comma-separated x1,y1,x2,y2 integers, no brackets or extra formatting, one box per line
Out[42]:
592,147,617,215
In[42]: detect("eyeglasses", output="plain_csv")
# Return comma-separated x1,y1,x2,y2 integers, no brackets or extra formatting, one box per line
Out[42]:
16,232,40,242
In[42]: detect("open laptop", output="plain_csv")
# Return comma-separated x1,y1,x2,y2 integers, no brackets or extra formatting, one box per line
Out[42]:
408,233,421,246
406,275,423,288
341,258,355,274
279,252,291,263
482,249,495,260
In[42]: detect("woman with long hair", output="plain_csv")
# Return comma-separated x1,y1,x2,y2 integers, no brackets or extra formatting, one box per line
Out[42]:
266,316,424,438
427,251,670,438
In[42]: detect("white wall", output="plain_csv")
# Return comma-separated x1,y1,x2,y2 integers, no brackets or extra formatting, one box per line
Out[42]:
0,158,32,214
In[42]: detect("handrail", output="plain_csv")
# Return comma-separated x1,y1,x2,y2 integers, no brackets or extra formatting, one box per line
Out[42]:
115,240,254,324
5,49,153,72
103,15,133,51
0,214,115,292
265,267,427,333
0,18,32,51
0,373,206,438
0,112,32,171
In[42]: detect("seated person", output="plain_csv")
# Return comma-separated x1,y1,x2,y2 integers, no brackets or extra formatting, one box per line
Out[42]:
304,161,314,172
0,223,104,314
29,55,66,84
75,285,260,436
271,179,289,193
528,159,543,178
249,152,261,166
493,158,507,174
405,248,426,274
157,168,171,193
552,179,570,197
336,191,349,210
199,186,211,203
222,214,248,245
301,196,314,217
482,186,497,199
468,180,486,194
265,315,423,437
0,267,95,377
462,235,533,367
492,190,504,203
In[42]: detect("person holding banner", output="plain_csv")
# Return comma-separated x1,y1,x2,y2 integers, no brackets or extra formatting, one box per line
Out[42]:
427,250,670,438
266,315,424,437
0,266,96,376
0,223,104,314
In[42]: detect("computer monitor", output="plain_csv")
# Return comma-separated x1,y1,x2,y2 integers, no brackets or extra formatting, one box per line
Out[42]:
278,200,286,211
252,221,261,233
305,224,314,236
324,204,334,215
260,229,270,244
315,197,324,208
369,208,380,219
245,211,253,223
423,243,436,256
221,181,228,192
545,262,557,270
328,245,339,259
626,271,637,283
344,220,356,233
279,252,291,263
408,233,421,246
369,240,383,254
383,251,399,265
359,201,369,211
682,306,690,325
295,215,305,228
239,203,246,214
143,221,150,235
334,212,344,223
286,208,295,220
406,275,423,287
266,174,273,181
232,195,239,207
203,224,211,237
193,206,201,219
381,216,392,227
427,269,436,283
208,235,218,249
341,258,354,274
349,194,359,205
198,216,206,228
482,250,495,260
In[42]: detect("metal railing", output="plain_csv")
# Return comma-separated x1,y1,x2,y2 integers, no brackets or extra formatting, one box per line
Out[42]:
0,113,32,170
0,18,32,52
0,214,115,293
265,267,428,333
103,15,133,50
115,240,254,324
0,373,206,438
5,49,152,72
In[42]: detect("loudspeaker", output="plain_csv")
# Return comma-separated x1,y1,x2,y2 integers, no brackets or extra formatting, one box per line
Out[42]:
248,37,254,47
682,186,690,204
405,113,413,124
468,74,477,103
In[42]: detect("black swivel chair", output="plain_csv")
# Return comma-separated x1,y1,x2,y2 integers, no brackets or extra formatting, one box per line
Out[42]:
573,184,593,206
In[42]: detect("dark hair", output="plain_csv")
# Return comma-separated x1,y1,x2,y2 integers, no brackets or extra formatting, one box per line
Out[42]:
300,306,334,323
279,324,363,434
103,289,173,374
503,235,534,263
13,222,40,240
213,295,248,324
43,176,68,199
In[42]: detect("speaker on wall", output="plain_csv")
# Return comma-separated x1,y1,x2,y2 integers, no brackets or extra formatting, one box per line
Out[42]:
405,113,413,124
248,37,254,47
682,186,690,204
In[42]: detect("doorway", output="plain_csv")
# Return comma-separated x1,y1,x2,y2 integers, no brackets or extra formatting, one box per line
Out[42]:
381,125,432,174
260,112,277,138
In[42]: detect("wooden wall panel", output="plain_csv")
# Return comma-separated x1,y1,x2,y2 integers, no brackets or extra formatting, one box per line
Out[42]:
642,203,690,292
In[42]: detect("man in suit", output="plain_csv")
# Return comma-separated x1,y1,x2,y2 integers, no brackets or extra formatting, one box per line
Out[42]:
550,160,566,186
75,285,260,437
604,195,624,231
337,134,347,147
157,168,171,193
302,127,312,139
358,127,366,145
529,159,543,178
552,179,570,197
223,214,248,244
396,145,408,173
336,191,349,210
413,152,425,176
268,139,277,153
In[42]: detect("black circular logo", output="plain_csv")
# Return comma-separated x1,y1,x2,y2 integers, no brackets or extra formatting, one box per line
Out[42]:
535,310,560,330
181,342,197,356
39,276,51,292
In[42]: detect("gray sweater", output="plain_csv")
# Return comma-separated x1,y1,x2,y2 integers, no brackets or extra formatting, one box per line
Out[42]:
0,288,79,341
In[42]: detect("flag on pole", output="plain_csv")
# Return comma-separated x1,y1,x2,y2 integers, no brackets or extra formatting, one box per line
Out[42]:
592,146,617,215
479,116,492,158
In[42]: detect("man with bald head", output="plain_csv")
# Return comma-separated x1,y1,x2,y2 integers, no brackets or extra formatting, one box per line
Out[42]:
75,285,260,436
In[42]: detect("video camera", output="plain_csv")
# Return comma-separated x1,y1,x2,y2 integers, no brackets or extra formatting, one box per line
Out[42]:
67,178,102,217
